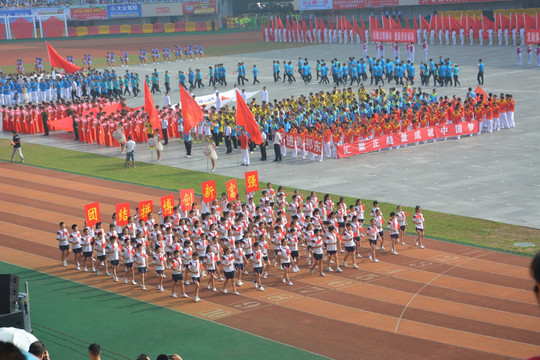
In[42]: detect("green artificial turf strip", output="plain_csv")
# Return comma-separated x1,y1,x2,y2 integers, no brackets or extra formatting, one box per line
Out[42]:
0,261,326,360
0,138,538,256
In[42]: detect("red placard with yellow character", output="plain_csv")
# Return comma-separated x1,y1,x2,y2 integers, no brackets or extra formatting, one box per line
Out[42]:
138,200,153,221
115,202,130,226
244,170,259,193
226,179,238,202
201,180,217,203
179,189,194,212
84,202,101,227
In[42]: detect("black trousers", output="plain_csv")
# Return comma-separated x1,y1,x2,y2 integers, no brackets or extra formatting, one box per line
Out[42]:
161,128,168,145
260,143,267,160
274,143,281,161
184,140,192,156
225,137,232,153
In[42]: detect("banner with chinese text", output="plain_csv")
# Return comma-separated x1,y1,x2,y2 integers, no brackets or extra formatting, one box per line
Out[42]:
336,121,479,159
371,29,416,43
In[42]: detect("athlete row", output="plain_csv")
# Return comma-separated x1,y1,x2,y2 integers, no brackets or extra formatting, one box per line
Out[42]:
55,193,426,302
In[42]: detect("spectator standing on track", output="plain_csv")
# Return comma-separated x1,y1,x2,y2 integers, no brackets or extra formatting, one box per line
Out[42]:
10,130,24,163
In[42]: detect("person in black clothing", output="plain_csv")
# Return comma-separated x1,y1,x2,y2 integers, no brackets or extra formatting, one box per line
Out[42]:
260,130,267,161
11,130,24,163
41,106,49,136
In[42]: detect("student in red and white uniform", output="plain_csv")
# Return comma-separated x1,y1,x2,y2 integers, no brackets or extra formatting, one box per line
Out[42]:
412,205,426,249
210,237,224,281
374,209,385,250
94,232,109,276
355,199,365,224
396,205,408,245
171,250,188,298
221,247,239,295
134,243,148,290
106,236,121,282
122,238,136,285
188,252,202,302
233,240,247,286
241,233,254,275
266,182,276,202
341,223,358,268
251,242,265,291
69,224,83,270
204,245,217,292
153,244,166,291
350,215,365,259
56,222,70,267
370,200,382,218
309,229,325,276
325,225,342,273
80,227,94,272
387,212,400,255
195,236,209,276
323,194,335,214
367,218,382,263
286,228,300,272
271,225,283,266
256,234,270,278
277,239,293,286
182,240,194,285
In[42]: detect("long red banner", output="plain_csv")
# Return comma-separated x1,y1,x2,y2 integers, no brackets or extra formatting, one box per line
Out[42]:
371,29,416,43
336,121,479,159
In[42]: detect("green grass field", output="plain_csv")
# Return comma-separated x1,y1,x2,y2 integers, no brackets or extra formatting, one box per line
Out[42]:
1,138,538,256
0,261,326,360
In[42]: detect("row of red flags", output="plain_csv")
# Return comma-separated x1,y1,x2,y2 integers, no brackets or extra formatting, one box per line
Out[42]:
262,13,540,42
45,42,263,144
84,170,260,226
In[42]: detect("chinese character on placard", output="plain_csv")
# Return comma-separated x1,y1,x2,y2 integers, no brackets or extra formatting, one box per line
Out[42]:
414,131,421,140
441,126,448,134
160,194,175,217
342,145,351,154
179,189,194,212
358,142,365,151
84,202,101,227
427,128,435,137
138,200,153,221
372,139,380,148
244,170,259,193
201,180,216,203
467,122,474,132
226,179,238,202
115,202,130,226
455,124,462,134
386,136,393,145
401,133,408,142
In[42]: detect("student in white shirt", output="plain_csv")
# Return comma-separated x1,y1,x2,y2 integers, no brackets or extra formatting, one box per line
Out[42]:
396,205,408,245
325,226,342,273
171,250,188,298
188,252,202,302
204,245,217,292
94,232,109,276
56,221,70,267
251,242,265,291
121,238,136,285
367,218,382,263
106,236,121,282
134,243,148,290
80,227,94,272
233,240,247,286
69,224,83,270
412,205,426,249
221,247,239,295
278,239,293,286
387,212,400,255
341,223,358,269
309,229,325,276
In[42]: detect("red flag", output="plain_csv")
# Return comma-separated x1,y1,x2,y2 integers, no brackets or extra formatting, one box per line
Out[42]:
179,83,204,135
524,13,536,29
179,189,194,212
382,16,390,29
225,179,238,202
370,16,380,30
138,200,153,221
143,82,160,131
46,42,82,73
405,15,409,29
244,170,259,193
360,17,367,41
261,17,265,41
235,90,263,145
84,202,101,227
267,17,273,42
201,180,216,203
115,202,130,226
420,15,430,31
475,86,487,100
353,17,361,39
160,194,175,217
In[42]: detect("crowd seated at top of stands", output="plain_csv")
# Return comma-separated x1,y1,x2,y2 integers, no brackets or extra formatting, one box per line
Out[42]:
0,0,70,8
80,0,181,5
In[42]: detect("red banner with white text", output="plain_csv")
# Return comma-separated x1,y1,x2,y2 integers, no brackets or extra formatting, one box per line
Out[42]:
371,28,416,43
525,30,540,44
336,121,479,159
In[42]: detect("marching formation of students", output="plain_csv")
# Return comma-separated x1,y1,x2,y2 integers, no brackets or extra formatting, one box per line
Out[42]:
56,190,427,302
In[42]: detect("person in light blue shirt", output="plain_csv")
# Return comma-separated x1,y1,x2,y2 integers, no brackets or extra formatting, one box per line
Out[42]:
477,59,484,85
252,64,259,85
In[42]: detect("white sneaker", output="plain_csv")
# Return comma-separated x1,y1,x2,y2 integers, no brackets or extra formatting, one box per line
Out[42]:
320,272,325,277
401,242,405,245
373,259,379,263
392,250,399,255
142,286,146,290
340,249,345,253
336,267,343,273
211,287,217,292
356,254,362,258
234,291,240,295
310,269,314,275
381,246,386,250
185,281,190,285
287,281,293,286
219,277,225,282
101,261,105,266
92,267,96,272
76,264,81,270
342,263,348,267
114,277,119,282
282,277,286,283
132,280,137,285
84,267,88,272
376,246,380,250
207,284,211,289
172,293,178,298
105,271,111,276
419,245,425,249
182,293,189,298
243,270,249,275
237,280,243,286
258,286,265,291
163,274,166,278
124,277,128,284
222,289,228,294
368,254,372,260
326,267,333,272
253,281,258,288
194,296,201,302
95,269,100,275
